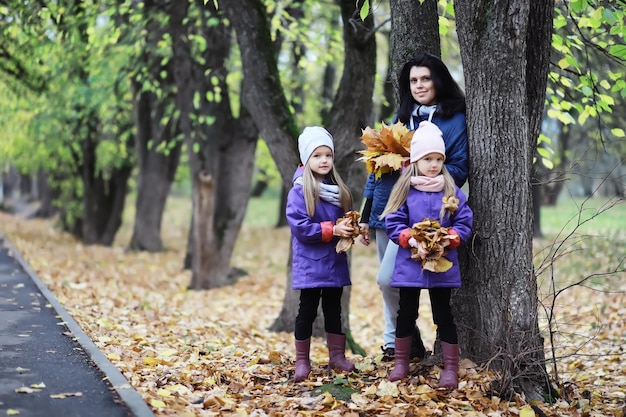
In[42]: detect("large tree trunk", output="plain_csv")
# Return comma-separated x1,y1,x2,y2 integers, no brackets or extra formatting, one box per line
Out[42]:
80,114,132,246
454,0,553,400
129,84,181,252
222,0,300,191
389,0,440,101
170,0,257,289
128,0,182,252
224,0,377,339
326,0,377,203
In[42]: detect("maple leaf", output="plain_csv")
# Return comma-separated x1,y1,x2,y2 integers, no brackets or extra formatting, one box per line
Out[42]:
335,210,364,253
408,218,455,272
358,121,410,178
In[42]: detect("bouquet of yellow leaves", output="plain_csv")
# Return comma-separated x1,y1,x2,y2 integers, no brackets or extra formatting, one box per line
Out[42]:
335,210,365,253
357,121,413,179
409,218,456,272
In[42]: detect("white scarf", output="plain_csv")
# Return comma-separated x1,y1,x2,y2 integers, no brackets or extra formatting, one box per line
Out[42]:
409,104,437,130
294,177,341,207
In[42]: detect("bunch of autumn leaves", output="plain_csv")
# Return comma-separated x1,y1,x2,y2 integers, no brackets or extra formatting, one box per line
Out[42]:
334,122,455,272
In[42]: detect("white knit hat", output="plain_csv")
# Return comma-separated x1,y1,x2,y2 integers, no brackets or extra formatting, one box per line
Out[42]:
410,121,446,163
298,126,334,165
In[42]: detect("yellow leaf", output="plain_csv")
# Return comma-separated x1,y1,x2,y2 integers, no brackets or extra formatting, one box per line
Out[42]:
142,356,160,365
7,409,20,415
157,348,177,357
520,405,536,417
376,380,400,397
150,399,166,408
156,388,171,397
107,353,121,361
30,382,46,389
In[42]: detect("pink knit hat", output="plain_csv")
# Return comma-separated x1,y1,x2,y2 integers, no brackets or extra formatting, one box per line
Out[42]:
410,121,446,163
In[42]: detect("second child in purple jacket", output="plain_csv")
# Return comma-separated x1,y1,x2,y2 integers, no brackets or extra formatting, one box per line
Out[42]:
381,121,473,388
286,126,364,382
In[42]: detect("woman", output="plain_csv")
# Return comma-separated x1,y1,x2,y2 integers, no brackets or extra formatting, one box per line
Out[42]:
360,53,468,361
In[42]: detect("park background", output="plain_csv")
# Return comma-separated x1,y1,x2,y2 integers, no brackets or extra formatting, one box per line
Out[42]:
1,0,625,416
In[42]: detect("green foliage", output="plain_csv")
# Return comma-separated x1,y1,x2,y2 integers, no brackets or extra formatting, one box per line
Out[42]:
548,1,626,126
0,1,137,225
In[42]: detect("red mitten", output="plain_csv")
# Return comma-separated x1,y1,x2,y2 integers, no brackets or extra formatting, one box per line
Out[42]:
398,228,412,248
447,228,460,249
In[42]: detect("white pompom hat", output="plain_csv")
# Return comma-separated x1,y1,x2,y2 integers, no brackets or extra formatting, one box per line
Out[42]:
298,126,334,165
410,121,446,163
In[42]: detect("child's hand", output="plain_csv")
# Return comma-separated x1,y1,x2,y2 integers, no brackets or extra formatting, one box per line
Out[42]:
333,218,354,238
357,223,370,245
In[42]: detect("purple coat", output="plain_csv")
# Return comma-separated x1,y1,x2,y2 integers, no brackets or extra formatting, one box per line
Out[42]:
286,167,351,290
385,187,473,288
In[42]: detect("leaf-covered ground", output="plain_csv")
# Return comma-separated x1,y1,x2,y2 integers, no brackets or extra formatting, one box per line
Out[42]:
1,211,624,417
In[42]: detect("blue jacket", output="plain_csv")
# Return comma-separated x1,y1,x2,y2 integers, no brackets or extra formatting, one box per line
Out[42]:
362,111,468,230
385,186,473,288
286,167,351,290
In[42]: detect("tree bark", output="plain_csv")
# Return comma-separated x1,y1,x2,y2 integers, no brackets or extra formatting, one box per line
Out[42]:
222,0,300,191
454,0,552,400
128,0,182,252
326,0,377,204
170,0,257,289
389,0,440,101
225,0,377,338
79,112,132,246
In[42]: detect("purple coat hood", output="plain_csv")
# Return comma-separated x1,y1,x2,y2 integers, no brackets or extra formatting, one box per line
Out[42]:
286,167,351,290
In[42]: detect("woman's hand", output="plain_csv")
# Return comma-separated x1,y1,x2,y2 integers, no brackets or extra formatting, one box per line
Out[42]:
357,223,370,246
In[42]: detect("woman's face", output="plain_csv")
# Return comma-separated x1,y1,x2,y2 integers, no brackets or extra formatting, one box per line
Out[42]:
409,66,436,106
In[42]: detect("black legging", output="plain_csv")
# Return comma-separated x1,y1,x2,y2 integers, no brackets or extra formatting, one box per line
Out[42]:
295,287,343,340
396,287,458,344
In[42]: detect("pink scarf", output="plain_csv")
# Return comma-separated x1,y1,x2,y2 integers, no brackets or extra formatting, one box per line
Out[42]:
410,175,445,192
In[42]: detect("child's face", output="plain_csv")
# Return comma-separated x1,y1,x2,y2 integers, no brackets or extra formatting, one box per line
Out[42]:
308,146,334,176
417,152,444,178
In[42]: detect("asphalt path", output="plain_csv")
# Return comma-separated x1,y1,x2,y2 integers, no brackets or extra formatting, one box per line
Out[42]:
0,234,155,417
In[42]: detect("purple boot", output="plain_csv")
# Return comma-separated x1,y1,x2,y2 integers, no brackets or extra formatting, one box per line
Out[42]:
293,338,311,382
439,342,459,389
388,336,412,381
326,333,355,372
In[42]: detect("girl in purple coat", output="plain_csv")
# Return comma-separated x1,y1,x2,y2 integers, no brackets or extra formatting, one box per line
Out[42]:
381,121,473,387
286,126,360,382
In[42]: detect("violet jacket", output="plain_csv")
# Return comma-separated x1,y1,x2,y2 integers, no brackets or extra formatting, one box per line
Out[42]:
286,167,351,290
385,186,473,288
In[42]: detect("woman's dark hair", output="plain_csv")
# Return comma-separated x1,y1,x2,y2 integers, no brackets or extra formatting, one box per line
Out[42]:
397,53,465,124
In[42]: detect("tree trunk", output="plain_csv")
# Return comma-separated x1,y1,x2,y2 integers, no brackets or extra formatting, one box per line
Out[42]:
389,0,440,101
128,0,182,252
169,0,258,289
75,109,131,246
454,0,552,400
225,0,377,339
326,0,377,207
34,170,58,218
128,84,181,252
222,0,300,191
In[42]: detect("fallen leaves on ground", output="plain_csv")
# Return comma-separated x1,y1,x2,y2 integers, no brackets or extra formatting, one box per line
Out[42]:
0,212,624,417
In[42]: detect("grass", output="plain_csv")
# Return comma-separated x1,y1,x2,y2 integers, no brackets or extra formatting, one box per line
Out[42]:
533,195,625,292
